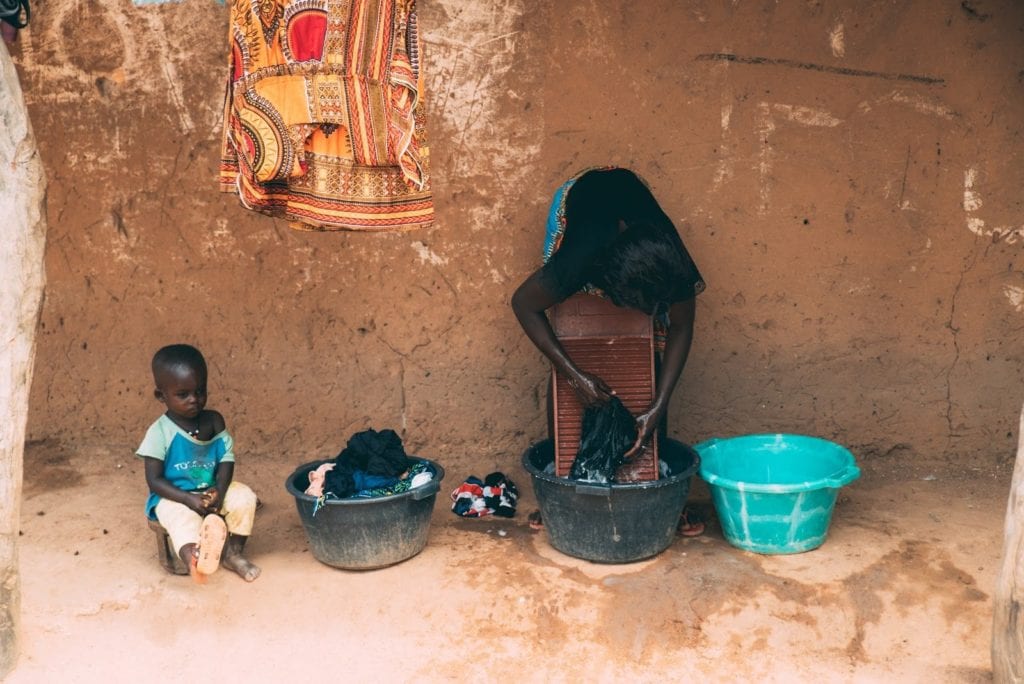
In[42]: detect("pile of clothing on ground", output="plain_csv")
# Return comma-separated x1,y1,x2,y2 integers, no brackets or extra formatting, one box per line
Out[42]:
304,428,435,515
450,472,518,518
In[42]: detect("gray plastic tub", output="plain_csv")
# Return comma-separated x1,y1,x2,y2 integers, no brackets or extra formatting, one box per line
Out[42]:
286,459,445,570
522,439,700,563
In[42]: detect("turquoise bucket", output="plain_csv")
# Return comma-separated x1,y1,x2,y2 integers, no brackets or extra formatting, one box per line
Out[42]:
695,434,860,554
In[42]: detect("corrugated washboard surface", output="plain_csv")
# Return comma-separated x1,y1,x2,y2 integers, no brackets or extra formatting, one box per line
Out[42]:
551,294,658,481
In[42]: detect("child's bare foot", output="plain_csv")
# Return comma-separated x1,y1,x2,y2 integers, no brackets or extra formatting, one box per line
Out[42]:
222,533,260,581
221,554,261,582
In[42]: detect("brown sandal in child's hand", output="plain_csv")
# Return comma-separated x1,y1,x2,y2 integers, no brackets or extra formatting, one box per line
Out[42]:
196,514,227,575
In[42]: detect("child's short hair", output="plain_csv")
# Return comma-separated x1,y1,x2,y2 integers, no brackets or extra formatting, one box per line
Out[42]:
152,344,207,379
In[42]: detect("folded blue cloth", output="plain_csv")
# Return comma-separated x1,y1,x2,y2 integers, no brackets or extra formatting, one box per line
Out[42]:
352,471,400,491
351,461,435,499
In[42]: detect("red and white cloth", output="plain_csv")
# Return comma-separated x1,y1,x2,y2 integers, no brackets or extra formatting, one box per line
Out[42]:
450,472,518,518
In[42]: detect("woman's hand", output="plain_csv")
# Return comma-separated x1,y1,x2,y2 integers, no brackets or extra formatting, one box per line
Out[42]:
567,370,614,408
624,406,664,460
623,298,696,460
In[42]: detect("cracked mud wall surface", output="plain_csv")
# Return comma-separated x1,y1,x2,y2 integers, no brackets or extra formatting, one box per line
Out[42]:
11,0,1024,474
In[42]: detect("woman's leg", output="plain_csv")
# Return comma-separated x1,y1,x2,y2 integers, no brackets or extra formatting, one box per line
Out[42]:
654,352,703,536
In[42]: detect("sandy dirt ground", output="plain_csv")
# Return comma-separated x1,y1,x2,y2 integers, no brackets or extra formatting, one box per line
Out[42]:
7,443,1008,683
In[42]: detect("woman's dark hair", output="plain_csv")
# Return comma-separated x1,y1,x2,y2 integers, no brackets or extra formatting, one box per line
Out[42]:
596,220,695,313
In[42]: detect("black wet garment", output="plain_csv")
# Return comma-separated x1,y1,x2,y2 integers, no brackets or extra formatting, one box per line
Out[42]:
569,397,638,483
323,428,415,499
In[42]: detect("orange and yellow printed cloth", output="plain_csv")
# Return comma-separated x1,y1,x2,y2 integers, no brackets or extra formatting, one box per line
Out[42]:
220,0,432,232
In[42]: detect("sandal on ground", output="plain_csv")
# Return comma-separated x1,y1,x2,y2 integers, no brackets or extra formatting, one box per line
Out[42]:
196,514,227,575
528,510,543,531
678,506,705,537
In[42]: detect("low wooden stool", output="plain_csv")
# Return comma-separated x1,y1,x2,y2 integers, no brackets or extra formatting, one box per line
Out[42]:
147,518,189,575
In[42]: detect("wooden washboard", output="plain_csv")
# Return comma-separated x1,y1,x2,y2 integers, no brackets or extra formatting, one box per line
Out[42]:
550,294,658,481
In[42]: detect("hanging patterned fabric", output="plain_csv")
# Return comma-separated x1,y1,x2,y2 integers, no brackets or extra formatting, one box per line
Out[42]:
220,0,432,232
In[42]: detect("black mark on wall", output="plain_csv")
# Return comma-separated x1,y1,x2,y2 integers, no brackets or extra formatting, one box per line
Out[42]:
696,53,945,86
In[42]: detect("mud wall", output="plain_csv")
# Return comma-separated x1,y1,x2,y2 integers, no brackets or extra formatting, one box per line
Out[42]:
12,0,1024,472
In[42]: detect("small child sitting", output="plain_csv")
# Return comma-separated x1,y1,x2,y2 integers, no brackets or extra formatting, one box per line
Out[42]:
137,344,260,582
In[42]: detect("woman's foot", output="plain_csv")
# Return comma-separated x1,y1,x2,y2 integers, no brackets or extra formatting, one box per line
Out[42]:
677,505,705,537
221,553,261,582
528,510,543,531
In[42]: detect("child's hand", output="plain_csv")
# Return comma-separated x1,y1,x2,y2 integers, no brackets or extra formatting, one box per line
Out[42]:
201,488,222,513
184,492,210,516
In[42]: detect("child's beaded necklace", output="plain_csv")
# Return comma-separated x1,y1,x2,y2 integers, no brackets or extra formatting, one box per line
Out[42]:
176,412,201,439
187,415,201,439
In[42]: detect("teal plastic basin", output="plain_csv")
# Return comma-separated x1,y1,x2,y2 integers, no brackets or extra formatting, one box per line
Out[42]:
695,434,860,554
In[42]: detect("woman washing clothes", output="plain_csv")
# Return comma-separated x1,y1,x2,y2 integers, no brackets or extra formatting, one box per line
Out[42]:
511,167,706,536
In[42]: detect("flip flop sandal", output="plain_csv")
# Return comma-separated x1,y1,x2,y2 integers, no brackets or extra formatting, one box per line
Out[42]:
196,514,227,575
527,510,543,531
677,506,705,538
187,553,208,584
